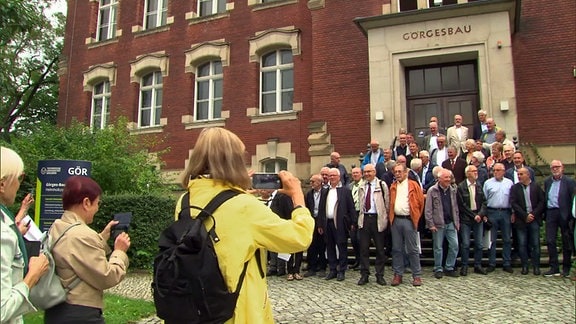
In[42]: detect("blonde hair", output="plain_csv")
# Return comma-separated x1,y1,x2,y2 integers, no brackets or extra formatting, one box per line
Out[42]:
179,128,251,189
1,146,24,183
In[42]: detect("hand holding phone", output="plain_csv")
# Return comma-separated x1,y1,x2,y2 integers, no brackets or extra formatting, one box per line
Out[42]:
252,173,282,190
111,212,132,242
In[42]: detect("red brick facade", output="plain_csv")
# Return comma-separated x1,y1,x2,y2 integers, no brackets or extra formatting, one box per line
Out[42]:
58,0,575,174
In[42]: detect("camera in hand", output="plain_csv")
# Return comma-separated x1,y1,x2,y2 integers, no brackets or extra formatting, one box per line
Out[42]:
252,173,282,190
112,212,132,242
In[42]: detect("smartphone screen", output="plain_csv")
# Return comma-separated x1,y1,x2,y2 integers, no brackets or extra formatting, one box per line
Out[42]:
112,212,132,241
252,173,282,190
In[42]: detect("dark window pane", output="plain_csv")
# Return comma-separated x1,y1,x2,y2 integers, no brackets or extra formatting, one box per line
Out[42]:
197,102,208,120
217,0,226,13
408,69,424,96
424,67,441,93
400,0,418,11
281,91,293,111
280,50,292,64
262,52,276,67
197,81,209,99
262,71,276,91
155,71,163,84
262,94,275,113
155,89,162,106
142,73,153,86
141,109,151,126
459,64,476,90
281,70,293,89
441,66,458,91
214,79,223,98
214,99,222,118
200,0,212,16
154,106,161,124
198,63,210,77
141,90,152,107
213,61,222,74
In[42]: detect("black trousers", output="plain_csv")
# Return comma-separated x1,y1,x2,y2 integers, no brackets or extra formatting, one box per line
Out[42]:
325,220,348,273
359,215,387,276
44,302,104,324
306,228,326,271
287,252,303,274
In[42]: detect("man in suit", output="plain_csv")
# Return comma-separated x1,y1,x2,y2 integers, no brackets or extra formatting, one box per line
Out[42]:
543,160,576,277
441,146,467,185
317,168,355,281
510,167,546,275
421,121,443,153
418,150,435,193
505,151,535,184
447,114,469,155
457,165,488,276
430,135,448,167
347,167,363,270
304,174,327,278
263,189,294,276
472,109,488,140
393,133,410,160
326,152,350,187
357,164,389,286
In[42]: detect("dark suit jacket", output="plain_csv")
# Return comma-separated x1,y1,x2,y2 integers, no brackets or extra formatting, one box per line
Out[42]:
510,182,546,227
456,180,487,224
505,166,535,183
305,188,322,229
544,175,576,220
420,162,436,190
441,158,467,185
317,186,355,244
270,192,293,220
472,123,483,140
420,132,444,152
325,163,350,187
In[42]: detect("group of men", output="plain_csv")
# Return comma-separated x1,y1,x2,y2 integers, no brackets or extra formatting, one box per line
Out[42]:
299,110,575,287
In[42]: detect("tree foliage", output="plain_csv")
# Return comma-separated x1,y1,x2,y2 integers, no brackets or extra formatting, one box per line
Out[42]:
3,118,169,195
0,0,64,142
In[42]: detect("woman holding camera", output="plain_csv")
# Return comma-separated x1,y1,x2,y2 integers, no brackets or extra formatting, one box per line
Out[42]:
0,146,49,324
176,127,314,323
44,176,131,324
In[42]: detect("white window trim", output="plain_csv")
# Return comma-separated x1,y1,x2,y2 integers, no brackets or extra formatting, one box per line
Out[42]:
96,0,118,41
138,71,163,128
259,49,293,114
144,0,169,30
194,61,223,122
91,81,111,130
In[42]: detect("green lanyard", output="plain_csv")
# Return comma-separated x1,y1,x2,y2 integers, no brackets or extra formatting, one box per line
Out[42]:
0,204,29,275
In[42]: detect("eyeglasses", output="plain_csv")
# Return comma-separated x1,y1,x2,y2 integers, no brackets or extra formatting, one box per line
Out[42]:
550,165,561,169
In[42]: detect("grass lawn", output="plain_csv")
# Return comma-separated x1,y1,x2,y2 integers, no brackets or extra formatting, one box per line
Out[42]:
23,293,156,323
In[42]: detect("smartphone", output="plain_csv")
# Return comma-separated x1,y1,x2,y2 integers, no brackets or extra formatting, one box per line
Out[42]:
112,212,132,241
25,240,41,258
252,173,282,190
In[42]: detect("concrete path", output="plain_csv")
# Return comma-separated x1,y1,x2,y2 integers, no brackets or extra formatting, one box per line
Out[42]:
108,267,575,323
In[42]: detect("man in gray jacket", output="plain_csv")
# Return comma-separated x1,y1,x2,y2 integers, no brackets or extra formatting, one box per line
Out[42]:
425,168,460,279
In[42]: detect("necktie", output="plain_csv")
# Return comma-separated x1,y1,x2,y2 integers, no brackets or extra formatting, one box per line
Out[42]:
451,160,455,169
365,182,371,211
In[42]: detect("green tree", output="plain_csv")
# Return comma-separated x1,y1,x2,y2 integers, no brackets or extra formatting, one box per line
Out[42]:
0,0,63,142
4,118,168,195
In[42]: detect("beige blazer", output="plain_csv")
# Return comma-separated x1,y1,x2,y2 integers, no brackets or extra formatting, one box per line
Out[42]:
446,125,469,153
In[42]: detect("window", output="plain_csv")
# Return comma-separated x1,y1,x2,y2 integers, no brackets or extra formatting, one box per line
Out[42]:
91,81,111,130
144,0,168,29
139,71,163,127
97,0,118,41
262,159,287,173
195,61,223,121
198,0,226,16
428,0,458,7
399,0,418,11
260,49,293,114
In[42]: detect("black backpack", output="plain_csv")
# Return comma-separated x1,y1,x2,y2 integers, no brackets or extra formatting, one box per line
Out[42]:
152,190,259,323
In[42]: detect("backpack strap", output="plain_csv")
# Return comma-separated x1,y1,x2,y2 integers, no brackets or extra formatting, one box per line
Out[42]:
48,222,84,291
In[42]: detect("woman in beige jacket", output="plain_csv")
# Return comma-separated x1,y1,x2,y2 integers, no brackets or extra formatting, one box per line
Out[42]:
44,176,130,324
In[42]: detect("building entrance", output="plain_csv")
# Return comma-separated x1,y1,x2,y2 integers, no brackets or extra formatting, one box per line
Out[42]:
406,61,479,138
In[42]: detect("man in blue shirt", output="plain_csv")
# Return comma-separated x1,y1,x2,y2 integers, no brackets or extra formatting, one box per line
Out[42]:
483,163,514,273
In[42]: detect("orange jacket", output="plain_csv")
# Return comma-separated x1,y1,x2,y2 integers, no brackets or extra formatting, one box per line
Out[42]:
389,179,425,230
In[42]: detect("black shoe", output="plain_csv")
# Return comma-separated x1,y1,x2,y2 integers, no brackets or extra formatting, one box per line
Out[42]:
266,269,277,277
317,270,326,278
460,266,468,276
350,262,360,270
303,270,317,278
376,276,386,286
543,269,560,277
434,271,443,279
503,266,514,274
336,272,345,281
445,270,459,278
325,272,337,280
521,266,529,275
486,266,495,273
357,275,369,285
562,271,571,278
533,267,541,276
474,266,488,275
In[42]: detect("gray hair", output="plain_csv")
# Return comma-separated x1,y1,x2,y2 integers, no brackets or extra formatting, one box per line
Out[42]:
410,158,422,170
472,151,485,163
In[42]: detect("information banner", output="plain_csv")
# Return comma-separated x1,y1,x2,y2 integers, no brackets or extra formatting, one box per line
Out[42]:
35,160,92,232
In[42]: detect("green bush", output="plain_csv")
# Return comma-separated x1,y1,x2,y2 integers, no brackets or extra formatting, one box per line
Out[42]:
93,193,181,269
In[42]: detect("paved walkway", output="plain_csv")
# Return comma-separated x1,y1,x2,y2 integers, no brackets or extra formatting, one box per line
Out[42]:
108,267,575,323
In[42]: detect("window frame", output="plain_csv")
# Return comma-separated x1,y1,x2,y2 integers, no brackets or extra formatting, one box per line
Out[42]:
261,158,287,173
144,0,168,30
91,80,111,130
259,49,294,114
194,60,223,121
138,71,163,128
198,0,226,16
96,0,118,41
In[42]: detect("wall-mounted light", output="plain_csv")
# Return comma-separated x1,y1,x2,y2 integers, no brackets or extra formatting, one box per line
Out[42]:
375,111,384,121
500,100,509,111
497,40,502,49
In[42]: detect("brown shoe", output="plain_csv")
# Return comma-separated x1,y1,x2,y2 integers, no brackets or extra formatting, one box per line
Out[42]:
293,273,303,280
412,277,422,286
391,274,402,286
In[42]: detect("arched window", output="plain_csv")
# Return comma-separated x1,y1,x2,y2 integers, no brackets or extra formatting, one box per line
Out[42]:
195,60,223,121
91,81,111,130
260,49,293,114
139,71,163,127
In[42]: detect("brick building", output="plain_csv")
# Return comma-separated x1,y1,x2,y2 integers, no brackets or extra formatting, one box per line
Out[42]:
57,0,575,181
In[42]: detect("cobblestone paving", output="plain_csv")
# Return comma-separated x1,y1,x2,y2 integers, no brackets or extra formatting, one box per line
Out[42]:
108,268,576,323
